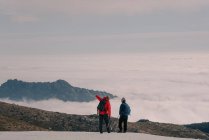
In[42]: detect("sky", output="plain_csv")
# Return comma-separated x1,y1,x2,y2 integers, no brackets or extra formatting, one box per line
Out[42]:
1,1,209,124
1,0,209,55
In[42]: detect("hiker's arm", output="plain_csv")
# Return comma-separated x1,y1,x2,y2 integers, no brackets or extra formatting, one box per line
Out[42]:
107,102,111,118
95,95,101,101
109,103,111,118
119,104,124,115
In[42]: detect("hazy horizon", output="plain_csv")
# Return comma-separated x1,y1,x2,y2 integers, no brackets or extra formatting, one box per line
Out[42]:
1,53,209,124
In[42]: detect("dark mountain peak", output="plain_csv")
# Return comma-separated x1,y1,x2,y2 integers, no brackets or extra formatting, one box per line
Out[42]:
1,79,72,88
4,79,69,84
0,79,115,102
54,79,72,87
1,79,24,88
3,79,21,84
7,79,19,83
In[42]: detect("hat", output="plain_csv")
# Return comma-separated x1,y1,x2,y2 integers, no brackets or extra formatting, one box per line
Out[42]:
121,97,126,102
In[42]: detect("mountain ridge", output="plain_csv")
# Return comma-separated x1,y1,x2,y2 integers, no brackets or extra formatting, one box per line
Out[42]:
0,79,116,102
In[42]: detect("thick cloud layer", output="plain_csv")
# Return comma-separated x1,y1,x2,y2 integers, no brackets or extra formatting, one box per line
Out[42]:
0,53,209,124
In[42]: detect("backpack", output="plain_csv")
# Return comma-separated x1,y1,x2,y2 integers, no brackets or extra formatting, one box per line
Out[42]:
126,104,131,115
97,99,106,111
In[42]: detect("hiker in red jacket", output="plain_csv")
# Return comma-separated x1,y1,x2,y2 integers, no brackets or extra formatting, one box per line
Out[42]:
96,95,111,133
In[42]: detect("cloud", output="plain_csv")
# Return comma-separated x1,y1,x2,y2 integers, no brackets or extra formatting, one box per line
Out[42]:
1,0,209,17
0,53,209,124
1,96,209,124
1,31,209,54
10,15,39,23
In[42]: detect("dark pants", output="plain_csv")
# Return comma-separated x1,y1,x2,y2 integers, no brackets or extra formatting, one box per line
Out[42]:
119,115,128,132
99,114,110,133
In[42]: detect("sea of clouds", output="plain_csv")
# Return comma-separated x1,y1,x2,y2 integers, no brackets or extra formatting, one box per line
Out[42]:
0,53,209,124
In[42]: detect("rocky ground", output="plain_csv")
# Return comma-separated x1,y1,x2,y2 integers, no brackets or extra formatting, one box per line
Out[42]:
0,101,208,139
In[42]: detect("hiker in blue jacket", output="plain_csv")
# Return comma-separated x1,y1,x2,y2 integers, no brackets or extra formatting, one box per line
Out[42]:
118,97,131,133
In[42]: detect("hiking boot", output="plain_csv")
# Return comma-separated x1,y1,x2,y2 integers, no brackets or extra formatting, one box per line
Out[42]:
107,127,111,133
117,130,122,133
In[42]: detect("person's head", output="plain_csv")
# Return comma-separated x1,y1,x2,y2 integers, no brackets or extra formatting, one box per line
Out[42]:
121,97,126,103
106,96,109,101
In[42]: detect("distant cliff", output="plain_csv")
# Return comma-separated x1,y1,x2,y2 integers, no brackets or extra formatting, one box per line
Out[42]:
0,101,208,139
0,79,115,102
185,122,209,134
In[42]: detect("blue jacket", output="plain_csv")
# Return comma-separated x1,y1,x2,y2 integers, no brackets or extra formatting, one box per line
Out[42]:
119,103,131,117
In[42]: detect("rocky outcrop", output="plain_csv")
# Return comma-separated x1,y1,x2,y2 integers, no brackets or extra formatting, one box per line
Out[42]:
0,115,46,131
185,122,209,134
135,120,209,139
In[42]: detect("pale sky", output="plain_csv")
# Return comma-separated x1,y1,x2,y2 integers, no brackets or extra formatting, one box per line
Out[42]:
1,1,209,124
1,0,209,55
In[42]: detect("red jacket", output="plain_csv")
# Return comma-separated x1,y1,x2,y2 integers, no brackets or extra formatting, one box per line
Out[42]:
96,95,111,117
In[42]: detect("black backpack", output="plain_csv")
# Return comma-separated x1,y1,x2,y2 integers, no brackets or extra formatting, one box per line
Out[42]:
97,99,106,111
126,104,131,115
